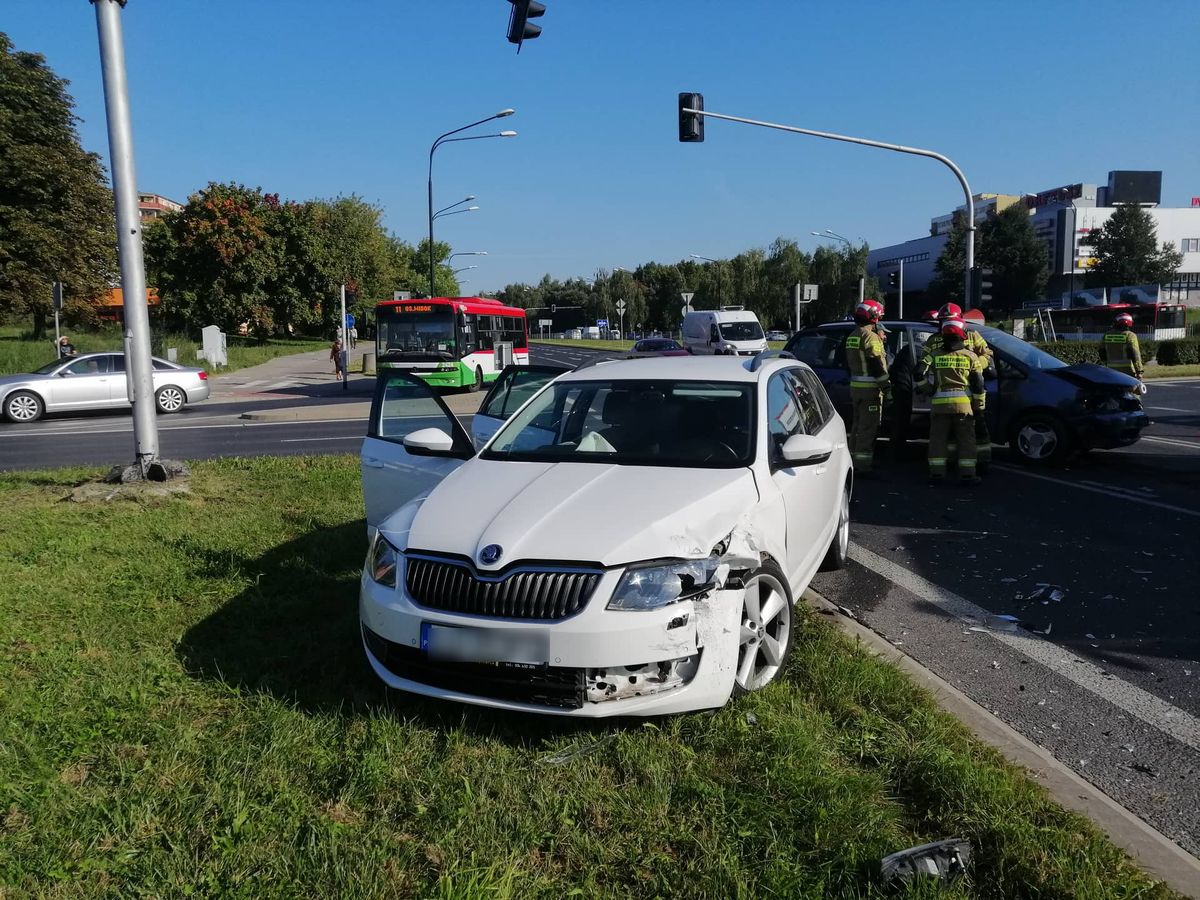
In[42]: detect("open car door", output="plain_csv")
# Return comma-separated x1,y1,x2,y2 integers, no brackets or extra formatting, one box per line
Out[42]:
471,364,569,448
361,373,476,536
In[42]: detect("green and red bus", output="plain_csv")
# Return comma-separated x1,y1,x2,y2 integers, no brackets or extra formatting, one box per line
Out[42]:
374,296,529,390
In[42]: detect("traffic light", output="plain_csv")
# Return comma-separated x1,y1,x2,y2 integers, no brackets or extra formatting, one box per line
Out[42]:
678,92,704,142
506,0,545,51
969,266,994,308
887,271,899,290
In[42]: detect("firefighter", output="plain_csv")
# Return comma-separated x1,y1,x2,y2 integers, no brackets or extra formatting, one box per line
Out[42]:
917,302,995,473
1103,312,1144,380
844,298,890,474
921,309,940,324
927,316,984,486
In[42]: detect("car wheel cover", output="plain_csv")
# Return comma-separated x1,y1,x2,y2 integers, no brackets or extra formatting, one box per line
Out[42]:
7,394,40,421
158,388,184,411
736,571,791,692
1017,421,1057,459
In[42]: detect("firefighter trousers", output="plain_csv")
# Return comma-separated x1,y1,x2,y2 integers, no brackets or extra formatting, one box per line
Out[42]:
849,392,882,473
973,405,991,467
929,412,977,480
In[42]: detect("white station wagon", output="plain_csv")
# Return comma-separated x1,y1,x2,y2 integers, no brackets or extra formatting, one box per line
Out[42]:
360,353,852,716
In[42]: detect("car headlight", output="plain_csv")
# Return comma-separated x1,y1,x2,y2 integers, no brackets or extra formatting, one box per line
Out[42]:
608,556,720,611
369,535,399,588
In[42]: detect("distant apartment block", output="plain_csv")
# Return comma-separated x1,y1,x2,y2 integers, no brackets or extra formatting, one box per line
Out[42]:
138,192,183,221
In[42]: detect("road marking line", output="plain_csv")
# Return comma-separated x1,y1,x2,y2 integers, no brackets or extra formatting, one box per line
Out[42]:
280,435,362,443
1147,406,1191,412
847,543,1200,753
1141,435,1200,450
1078,479,1157,498
992,464,1200,518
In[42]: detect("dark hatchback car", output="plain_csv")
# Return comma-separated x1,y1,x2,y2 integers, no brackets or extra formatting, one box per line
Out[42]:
784,321,1149,465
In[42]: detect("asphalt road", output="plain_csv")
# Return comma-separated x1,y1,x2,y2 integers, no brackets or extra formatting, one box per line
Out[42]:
2,342,1198,853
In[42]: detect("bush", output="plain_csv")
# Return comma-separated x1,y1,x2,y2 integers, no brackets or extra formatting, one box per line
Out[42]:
1156,338,1200,366
1032,338,1159,366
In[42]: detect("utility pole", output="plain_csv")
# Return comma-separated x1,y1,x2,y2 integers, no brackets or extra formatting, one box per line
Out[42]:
92,0,159,475
898,258,905,320
340,283,349,392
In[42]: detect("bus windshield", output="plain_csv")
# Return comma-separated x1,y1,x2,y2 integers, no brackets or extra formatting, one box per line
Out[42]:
377,305,457,358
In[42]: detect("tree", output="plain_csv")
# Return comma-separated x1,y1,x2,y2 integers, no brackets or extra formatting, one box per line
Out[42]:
1084,204,1183,289
978,203,1047,311
0,32,116,337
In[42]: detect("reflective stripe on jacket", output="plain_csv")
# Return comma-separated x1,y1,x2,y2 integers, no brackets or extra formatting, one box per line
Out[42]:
931,349,977,415
1103,329,1142,375
846,326,888,396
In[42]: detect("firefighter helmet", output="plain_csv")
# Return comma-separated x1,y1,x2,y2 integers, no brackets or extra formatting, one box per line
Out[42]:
1115,312,1134,328
938,302,963,320
940,316,966,341
853,298,884,324
921,309,940,324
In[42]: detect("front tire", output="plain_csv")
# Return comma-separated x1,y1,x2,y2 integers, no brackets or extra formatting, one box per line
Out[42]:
733,560,795,696
4,390,44,423
819,480,851,571
467,366,483,393
1010,412,1071,466
155,385,186,414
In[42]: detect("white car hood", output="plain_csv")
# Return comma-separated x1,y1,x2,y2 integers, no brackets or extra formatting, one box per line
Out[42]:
400,459,760,569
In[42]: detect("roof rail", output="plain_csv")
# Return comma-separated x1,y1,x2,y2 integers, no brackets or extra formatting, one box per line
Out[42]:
748,349,796,372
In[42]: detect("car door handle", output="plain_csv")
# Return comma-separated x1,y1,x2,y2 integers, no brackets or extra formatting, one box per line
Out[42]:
362,456,384,469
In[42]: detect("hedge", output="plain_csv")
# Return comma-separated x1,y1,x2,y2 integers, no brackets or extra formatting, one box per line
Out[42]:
1156,338,1200,366
1031,339,1159,366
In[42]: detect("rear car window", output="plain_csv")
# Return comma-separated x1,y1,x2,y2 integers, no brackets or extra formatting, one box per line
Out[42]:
785,330,846,369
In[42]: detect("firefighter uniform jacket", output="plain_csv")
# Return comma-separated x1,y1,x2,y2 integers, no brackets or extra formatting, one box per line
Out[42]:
845,325,889,398
931,339,985,415
1103,328,1143,378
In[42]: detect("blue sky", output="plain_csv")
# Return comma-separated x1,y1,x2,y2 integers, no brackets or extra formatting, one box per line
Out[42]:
7,1,1198,292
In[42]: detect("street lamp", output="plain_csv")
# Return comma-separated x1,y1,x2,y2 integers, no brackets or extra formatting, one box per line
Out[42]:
812,230,864,304
452,265,478,275
428,110,516,297
433,205,479,220
449,251,488,262
691,253,725,306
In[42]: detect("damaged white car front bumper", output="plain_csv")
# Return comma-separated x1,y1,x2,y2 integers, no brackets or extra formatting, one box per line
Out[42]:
359,562,748,717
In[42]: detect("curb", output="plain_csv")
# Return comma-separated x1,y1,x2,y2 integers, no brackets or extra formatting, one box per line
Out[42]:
239,403,371,423
802,587,1200,898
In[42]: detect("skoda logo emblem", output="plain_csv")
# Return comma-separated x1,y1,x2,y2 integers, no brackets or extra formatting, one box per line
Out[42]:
479,544,504,566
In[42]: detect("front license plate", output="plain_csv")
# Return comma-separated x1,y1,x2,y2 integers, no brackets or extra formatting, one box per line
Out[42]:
421,622,548,665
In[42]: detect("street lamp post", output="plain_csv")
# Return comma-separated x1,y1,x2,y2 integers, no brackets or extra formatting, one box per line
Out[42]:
690,253,724,306
452,265,478,275
428,110,515,297
812,230,864,305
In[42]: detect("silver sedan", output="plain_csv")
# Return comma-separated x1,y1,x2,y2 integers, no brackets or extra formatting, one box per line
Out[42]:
0,352,210,423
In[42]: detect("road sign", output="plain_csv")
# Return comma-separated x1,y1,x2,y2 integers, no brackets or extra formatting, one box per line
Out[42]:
52,282,65,311
597,318,609,328
681,292,694,305
615,299,626,313
538,318,553,327
802,283,818,302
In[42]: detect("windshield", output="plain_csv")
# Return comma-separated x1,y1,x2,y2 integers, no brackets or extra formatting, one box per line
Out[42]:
719,321,764,342
639,340,680,351
977,326,1067,370
483,379,755,468
32,359,65,375
377,305,457,356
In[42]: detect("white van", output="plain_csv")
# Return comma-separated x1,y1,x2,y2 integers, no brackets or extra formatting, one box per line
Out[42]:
681,308,768,356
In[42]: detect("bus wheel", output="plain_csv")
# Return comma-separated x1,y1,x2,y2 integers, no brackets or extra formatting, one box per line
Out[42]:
468,366,483,393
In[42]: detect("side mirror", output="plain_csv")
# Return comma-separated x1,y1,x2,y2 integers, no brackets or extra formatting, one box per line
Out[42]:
780,433,833,466
403,428,456,455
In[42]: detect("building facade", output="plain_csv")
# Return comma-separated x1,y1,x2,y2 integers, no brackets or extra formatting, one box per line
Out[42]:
868,171,1200,311
137,192,183,221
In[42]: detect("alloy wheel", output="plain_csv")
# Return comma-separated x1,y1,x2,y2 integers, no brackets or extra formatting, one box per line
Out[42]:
736,570,792,692
157,387,184,412
6,394,41,422
1017,421,1057,460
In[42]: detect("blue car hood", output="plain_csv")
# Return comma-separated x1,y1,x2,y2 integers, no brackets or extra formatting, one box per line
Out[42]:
1047,363,1140,390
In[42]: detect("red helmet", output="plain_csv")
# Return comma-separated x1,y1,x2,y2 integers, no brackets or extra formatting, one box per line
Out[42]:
940,316,966,341
938,302,963,320
853,298,884,324
1115,313,1134,328
921,309,940,324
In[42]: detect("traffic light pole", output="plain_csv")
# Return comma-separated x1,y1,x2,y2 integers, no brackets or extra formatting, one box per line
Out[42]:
92,0,159,474
680,105,975,309
899,258,905,319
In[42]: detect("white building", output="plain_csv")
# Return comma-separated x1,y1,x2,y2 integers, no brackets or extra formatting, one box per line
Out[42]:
868,171,1200,310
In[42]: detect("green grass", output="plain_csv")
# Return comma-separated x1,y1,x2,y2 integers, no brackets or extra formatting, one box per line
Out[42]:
1144,364,1200,379
0,457,1178,898
0,326,327,376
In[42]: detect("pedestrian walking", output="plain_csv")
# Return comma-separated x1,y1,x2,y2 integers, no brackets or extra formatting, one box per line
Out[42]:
843,298,890,475
349,326,358,350
924,315,984,486
1103,313,1144,381
330,337,346,381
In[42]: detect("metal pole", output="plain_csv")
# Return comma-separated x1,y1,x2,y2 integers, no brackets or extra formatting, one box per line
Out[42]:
858,276,865,305
93,0,158,472
899,258,905,319
685,106,975,307
340,283,349,392
54,309,61,349
427,173,435,299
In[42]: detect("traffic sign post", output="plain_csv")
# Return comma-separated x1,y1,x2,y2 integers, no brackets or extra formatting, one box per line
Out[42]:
52,281,64,350
615,299,626,338
794,283,818,332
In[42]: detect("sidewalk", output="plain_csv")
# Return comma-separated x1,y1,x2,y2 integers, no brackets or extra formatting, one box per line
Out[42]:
208,344,371,403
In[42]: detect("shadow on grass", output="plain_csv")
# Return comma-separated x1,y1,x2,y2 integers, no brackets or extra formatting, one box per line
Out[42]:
176,520,616,747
